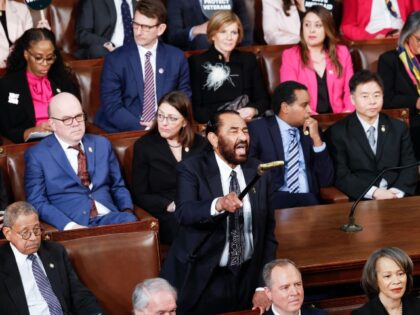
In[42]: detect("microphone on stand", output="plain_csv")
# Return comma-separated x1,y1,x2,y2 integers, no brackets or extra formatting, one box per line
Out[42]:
341,161,420,232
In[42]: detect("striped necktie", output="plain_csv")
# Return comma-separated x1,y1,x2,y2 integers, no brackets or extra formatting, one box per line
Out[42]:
287,128,300,193
27,254,63,315
141,51,156,122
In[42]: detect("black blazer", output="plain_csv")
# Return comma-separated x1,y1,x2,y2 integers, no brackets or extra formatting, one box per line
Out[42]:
352,295,420,315
325,112,418,200
160,152,277,312
189,46,270,123
0,70,79,143
131,132,208,243
264,305,327,315
0,241,103,315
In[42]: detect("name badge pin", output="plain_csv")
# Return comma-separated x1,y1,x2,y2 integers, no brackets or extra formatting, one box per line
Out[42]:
381,125,386,132
88,147,93,153
49,263,54,268
158,68,164,74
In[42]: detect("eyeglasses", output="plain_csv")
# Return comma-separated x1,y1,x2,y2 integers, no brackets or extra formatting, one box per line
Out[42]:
26,50,56,65
50,113,86,126
13,226,43,240
156,112,181,124
132,20,159,31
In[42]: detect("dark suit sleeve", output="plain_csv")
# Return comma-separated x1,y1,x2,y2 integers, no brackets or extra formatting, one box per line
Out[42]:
233,0,253,45
75,0,109,48
176,53,192,98
166,0,191,49
57,244,103,314
378,51,418,112
131,139,172,214
189,55,208,123
246,54,269,114
311,138,334,188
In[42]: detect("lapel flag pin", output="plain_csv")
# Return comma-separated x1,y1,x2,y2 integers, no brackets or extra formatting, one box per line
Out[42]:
88,147,93,153
49,263,54,268
158,68,164,74
381,125,386,132
56,88,61,93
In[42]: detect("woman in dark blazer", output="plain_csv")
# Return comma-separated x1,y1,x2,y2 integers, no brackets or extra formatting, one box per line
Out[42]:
189,11,269,124
378,11,420,159
352,247,420,315
132,91,207,245
0,28,79,143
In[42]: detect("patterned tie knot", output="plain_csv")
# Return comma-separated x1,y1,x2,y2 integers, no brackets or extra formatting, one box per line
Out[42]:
69,143,82,153
230,170,237,180
288,128,298,140
27,254,36,262
145,51,152,60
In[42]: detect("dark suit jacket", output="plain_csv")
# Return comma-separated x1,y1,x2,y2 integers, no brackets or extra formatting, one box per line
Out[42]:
352,295,420,315
132,132,207,243
96,40,191,132
189,46,269,123
264,305,327,315
75,0,137,59
325,112,418,200
24,134,133,230
248,116,334,195
0,70,79,143
160,151,277,312
0,241,103,315
166,0,253,50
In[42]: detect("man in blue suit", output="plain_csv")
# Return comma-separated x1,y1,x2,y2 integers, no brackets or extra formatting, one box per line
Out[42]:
25,93,137,230
248,81,334,209
95,0,191,132
263,259,327,315
166,0,253,50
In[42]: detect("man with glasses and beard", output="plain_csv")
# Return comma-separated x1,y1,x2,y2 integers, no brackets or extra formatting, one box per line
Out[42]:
161,110,277,315
24,92,137,231
0,201,103,314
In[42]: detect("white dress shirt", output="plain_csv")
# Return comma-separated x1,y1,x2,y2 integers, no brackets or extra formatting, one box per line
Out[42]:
10,244,50,315
110,0,134,48
366,0,403,34
210,152,254,266
271,304,301,315
55,135,111,230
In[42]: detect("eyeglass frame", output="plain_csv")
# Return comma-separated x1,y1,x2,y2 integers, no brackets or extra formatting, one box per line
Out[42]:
9,226,43,240
50,112,87,126
156,112,182,124
131,20,160,31
25,49,57,65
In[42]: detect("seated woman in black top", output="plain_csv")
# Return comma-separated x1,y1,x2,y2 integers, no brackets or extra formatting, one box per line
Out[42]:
378,11,420,159
352,247,420,315
132,91,207,245
189,11,269,124
0,28,79,143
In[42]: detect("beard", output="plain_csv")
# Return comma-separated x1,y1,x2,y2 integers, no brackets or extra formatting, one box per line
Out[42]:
218,137,249,166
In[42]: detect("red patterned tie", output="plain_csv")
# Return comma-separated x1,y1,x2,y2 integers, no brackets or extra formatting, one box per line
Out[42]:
69,144,98,218
141,51,156,122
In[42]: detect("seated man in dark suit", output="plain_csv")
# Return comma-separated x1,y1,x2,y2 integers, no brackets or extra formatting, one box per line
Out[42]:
263,259,326,315
0,201,103,314
166,0,253,50
75,0,136,59
161,110,277,314
25,92,137,230
96,0,191,132
248,81,334,209
325,70,418,200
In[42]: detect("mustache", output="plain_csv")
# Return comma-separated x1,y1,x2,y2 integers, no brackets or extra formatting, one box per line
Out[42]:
234,140,249,147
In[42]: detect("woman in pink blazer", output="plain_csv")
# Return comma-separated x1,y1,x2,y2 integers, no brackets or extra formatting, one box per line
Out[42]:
280,5,354,114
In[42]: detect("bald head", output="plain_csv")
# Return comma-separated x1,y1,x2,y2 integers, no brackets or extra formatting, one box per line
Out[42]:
48,93,86,146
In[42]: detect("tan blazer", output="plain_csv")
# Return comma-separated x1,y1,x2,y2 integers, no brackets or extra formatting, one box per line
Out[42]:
0,0,33,68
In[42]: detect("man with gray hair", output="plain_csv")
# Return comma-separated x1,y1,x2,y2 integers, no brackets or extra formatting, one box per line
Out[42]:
132,277,177,315
263,259,326,315
0,201,103,314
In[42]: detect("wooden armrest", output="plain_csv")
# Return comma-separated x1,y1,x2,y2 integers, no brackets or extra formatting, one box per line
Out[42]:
320,187,349,203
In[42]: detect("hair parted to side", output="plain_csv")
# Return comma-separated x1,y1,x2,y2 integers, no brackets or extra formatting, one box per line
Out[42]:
398,10,420,47
205,109,241,135
135,0,167,24
3,201,39,228
299,5,343,77
207,11,244,45
263,258,300,288
349,70,384,93
132,277,177,312
361,247,413,299
271,81,308,114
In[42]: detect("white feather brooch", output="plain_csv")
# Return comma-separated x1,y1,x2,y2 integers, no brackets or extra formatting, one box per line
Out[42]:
202,62,238,91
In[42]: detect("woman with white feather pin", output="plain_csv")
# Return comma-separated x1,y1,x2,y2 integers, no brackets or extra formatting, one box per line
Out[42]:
188,11,269,124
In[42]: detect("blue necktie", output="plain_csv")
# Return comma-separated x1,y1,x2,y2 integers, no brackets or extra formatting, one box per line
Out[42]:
28,254,63,315
287,128,300,193
121,0,133,45
367,126,376,153
227,170,245,269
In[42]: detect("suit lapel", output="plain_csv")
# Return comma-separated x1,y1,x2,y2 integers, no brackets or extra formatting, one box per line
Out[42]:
17,72,36,126
204,153,224,199
128,42,144,108
1,244,30,315
267,116,285,162
348,113,376,160
82,136,96,182
104,0,117,23
242,161,258,246
375,114,388,160
299,128,313,190
155,42,166,101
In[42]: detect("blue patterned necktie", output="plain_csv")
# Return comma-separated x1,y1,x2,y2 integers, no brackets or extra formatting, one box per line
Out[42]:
27,254,63,315
121,0,133,45
287,128,300,193
227,170,245,269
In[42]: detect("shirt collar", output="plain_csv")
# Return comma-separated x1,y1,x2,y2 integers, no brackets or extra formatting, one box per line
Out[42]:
214,151,242,183
10,242,39,267
138,40,158,56
54,133,84,152
276,116,296,133
356,113,379,132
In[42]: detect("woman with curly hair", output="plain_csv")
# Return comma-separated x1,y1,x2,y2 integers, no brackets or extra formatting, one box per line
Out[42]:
0,28,79,143
280,5,354,114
